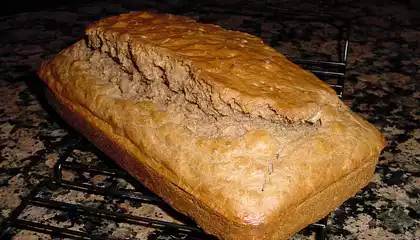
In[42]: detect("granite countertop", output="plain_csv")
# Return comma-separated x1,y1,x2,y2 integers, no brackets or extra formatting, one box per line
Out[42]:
0,0,419,239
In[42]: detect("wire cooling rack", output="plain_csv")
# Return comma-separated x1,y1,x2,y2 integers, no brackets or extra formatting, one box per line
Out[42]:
0,141,329,240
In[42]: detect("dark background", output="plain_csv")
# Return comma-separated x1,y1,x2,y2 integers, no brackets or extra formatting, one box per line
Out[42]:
2,0,420,17
2,0,99,16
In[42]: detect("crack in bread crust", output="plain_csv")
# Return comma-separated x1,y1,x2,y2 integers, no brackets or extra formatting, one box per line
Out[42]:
86,12,343,123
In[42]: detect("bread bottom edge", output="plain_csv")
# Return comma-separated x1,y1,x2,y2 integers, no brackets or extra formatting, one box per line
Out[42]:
44,87,377,240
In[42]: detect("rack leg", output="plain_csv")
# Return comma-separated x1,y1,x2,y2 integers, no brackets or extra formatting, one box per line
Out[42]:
315,214,329,240
315,225,327,240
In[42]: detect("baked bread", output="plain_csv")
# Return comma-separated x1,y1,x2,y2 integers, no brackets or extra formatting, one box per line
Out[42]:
39,12,386,240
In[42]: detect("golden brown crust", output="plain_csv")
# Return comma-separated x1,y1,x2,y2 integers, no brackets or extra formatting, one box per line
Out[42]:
86,12,338,122
44,88,379,240
39,12,387,240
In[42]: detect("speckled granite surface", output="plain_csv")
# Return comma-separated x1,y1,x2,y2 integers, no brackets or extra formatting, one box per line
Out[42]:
0,0,419,239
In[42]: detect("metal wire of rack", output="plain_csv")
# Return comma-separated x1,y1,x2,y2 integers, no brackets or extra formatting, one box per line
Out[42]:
0,143,329,240
0,145,210,240
0,5,351,240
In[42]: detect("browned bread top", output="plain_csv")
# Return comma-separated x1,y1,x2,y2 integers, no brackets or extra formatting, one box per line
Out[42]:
86,12,339,123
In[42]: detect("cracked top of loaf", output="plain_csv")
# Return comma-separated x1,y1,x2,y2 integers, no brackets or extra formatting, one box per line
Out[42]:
86,12,339,123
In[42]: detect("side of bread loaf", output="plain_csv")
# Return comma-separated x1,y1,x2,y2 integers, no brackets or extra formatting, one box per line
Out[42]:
39,12,386,240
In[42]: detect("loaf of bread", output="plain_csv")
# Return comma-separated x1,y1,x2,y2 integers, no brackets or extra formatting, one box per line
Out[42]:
39,12,386,240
